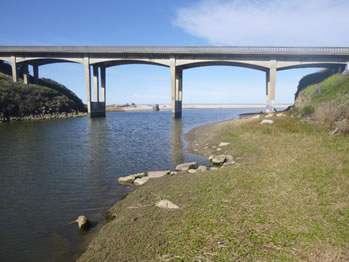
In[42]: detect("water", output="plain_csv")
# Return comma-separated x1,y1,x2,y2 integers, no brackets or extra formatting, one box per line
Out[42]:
0,108,263,262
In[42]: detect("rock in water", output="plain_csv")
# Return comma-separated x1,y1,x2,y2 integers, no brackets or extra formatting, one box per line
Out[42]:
147,170,170,178
155,200,179,209
175,162,198,171
117,172,146,184
134,177,150,186
76,216,90,230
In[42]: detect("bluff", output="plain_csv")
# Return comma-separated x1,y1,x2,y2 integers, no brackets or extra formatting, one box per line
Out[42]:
293,69,349,134
0,61,86,121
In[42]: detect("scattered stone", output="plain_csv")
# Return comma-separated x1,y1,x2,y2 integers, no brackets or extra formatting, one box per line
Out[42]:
76,216,90,230
188,169,197,174
147,170,170,178
117,172,146,184
216,148,222,151
134,177,150,186
204,146,208,149
212,146,217,149
197,165,208,172
260,119,274,125
210,167,219,171
155,200,179,209
251,114,261,120
276,113,286,117
211,154,226,165
218,142,230,147
208,155,214,161
223,161,235,167
169,171,177,176
225,155,234,163
176,162,198,171
265,113,274,118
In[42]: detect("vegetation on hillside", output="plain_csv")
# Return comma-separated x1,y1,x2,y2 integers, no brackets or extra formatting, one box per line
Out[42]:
293,72,349,134
0,61,86,121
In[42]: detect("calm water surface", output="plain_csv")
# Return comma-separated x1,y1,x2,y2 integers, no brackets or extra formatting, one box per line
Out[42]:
0,108,263,262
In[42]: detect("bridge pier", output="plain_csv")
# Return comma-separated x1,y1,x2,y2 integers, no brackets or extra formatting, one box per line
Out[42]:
266,61,277,112
170,57,183,118
23,64,29,85
11,56,17,82
84,60,106,117
33,65,39,84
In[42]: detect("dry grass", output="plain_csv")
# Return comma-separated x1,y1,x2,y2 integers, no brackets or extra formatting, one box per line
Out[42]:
78,116,349,262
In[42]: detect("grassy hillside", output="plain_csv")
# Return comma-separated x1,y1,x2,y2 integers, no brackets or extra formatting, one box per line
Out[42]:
0,62,86,121
294,72,349,134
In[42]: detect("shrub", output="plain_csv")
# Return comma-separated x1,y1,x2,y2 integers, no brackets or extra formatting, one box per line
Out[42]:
301,105,315,116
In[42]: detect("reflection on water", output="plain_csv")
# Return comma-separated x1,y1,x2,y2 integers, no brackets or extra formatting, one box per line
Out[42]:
0,108,263,262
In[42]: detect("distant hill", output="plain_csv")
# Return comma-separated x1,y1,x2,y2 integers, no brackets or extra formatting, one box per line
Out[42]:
293,70,349,134
0,61,86,121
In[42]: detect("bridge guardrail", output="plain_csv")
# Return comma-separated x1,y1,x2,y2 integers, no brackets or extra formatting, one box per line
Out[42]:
0,46,349,55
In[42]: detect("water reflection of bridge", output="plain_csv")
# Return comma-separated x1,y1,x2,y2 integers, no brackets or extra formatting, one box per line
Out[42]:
1,46,348,117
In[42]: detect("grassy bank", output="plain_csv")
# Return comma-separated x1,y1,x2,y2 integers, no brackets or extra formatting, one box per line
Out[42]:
78,114,349,261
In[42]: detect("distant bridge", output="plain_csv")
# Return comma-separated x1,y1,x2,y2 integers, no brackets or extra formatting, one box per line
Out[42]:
1,46,349,117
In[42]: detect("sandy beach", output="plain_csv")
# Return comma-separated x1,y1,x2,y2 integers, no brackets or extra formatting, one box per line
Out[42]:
106,104,290,112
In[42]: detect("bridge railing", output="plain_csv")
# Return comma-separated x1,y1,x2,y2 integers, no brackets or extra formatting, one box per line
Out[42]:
0,46,349,55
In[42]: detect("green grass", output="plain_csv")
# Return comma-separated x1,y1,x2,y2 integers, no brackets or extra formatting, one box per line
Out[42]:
78,117,349,262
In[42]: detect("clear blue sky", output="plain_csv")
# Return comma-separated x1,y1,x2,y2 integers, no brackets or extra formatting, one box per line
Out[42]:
1,0,348,105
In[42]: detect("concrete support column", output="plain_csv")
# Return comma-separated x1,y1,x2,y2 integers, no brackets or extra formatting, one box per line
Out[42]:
266,60,277,112
84,57,92,114
170,57,182,118
23,64,29,85
33,65,39,84
100,66,106,103
93,65,99,102
11,56,17,82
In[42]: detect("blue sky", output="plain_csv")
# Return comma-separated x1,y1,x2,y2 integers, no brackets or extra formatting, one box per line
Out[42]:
1,0,348,105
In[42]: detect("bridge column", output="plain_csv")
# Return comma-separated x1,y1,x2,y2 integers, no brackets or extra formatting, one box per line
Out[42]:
266,61,277,112
23,64,29,85
93,65,99,102
33,65,39,84
84,56,92,115
170,57,182,118
100,66,106,103
11,56,17,82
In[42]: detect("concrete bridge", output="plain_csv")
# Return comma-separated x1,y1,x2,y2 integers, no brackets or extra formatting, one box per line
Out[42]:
1,46,349,117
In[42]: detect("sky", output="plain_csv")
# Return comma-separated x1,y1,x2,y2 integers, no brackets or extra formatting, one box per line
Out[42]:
1,0,348,105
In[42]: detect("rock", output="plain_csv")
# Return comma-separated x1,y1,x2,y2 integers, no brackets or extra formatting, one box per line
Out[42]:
251,114,261,120
210,167,219,171
225,155,234,163
169,171,177,176
76,216,90,230
216,148,222,151
197,165,208,172
188,169,197,174
265,113,274,118
218,142,230,147
329,127,339,135
276,113,286,117
117,172,146,184
155,200,179,209
152,104,160,111
175,162,198,171
134,177,150,186
260,119,274,125
211,154,226,165
148,170,170,178
208,155,214,161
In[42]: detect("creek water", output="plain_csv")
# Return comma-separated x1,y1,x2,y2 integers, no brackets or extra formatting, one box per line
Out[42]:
0,108,263,262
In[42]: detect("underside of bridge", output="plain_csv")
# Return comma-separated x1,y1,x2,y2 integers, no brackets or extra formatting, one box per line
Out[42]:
1,46,348,118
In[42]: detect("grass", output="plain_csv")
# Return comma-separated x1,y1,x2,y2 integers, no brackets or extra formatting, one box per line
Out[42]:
78,116,349,262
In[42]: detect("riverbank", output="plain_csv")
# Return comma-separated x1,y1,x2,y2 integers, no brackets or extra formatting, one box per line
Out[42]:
0,111,87,122
77,111,349,261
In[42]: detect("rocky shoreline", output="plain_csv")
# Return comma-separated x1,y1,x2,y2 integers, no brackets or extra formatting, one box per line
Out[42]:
0,111,87,122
